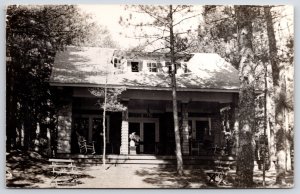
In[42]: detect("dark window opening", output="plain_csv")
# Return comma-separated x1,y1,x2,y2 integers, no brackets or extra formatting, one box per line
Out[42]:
131,62,139,72
114,58,118,68
165,62,172,74
113,57,121,68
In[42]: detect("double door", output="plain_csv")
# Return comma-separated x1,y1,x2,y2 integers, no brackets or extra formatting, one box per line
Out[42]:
129,119,159,154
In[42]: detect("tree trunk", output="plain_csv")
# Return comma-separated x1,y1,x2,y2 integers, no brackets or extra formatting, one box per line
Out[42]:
235,5,256,187
264,6,286,184
284,68,291,171
284,107,291,171
6,58,17,151
23,104,32,150
102,80,108,167
169,5,183,176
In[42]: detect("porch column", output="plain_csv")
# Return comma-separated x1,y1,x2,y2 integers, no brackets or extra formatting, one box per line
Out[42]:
212,103,222,146
182,102,190,155
120,103,129,155
232,94,239,156
57,100,72,154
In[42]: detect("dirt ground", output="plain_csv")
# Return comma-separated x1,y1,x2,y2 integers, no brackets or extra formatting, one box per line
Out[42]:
6,151,294,189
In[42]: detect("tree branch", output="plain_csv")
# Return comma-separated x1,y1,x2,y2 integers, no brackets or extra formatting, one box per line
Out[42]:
173,13,202,27
137,5,169,28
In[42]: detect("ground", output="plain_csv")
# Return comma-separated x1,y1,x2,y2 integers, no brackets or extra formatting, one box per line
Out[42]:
6,151,294,188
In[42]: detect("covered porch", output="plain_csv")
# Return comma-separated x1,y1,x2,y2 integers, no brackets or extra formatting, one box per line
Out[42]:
55,87,238,157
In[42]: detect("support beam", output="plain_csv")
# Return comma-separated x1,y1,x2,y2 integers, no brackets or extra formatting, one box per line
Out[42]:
120,103,129,155
181,103,190,155
57,101,72,154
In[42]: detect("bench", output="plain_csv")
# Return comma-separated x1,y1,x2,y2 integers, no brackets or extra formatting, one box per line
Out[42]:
205,160,234,185
49,159,81,186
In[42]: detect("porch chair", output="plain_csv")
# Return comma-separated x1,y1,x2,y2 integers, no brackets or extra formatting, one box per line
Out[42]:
76,132,96,154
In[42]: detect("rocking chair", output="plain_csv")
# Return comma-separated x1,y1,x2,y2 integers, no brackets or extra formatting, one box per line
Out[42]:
76,132,95,154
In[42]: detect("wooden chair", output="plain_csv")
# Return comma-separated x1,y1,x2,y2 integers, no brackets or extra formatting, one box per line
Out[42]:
76,132,95,154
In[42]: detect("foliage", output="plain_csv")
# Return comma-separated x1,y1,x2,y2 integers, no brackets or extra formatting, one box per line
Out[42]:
6,5,112,152
129,132,141,142
198,6,240,68
89,87,127,112
120,5,201,55
201,5,294,186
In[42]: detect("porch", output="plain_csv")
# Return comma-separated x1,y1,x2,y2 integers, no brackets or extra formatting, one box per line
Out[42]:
56,87,238,157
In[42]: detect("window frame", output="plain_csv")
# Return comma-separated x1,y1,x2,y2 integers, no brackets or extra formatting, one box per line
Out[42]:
129,61,140,72
147,62,159,73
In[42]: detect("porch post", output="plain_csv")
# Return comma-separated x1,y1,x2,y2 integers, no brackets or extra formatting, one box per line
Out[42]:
120,102,129,155
57,99,72,154
232,94,239,156
182,102,190,155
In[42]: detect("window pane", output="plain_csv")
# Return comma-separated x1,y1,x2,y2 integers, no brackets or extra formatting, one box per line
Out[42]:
151,67,157,72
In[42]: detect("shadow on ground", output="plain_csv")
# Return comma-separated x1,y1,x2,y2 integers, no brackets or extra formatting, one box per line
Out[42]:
134,166,294,188
6,150,94,188
134,167,225,188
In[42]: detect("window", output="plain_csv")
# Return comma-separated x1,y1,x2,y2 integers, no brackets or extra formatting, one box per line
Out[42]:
147,62,159,72
113,58,118,68
73,116,110,144
182,62,188,73
112,57,122,69
165,62,172,74
165,62,186,74
131,62,139,72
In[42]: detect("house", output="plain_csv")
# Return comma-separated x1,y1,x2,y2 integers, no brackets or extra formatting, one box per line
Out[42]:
50,46,239,156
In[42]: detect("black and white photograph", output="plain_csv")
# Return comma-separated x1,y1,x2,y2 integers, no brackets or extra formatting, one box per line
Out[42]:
5,4,294,188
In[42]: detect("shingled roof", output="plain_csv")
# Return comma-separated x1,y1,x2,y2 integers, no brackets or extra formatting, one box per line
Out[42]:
50,46,239,91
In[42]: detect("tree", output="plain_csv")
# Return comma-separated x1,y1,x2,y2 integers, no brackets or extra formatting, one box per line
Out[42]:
198,5,240,68
6,5,113,154
263,5,294,184
200,5,294,187
233,5,257,187
89,87,126,166
89,60,126,166
121,5,201,175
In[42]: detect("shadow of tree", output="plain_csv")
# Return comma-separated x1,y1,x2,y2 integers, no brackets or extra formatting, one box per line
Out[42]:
6,150,95,188
134,167,215,188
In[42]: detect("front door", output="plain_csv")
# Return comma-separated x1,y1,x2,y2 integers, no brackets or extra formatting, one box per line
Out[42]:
129,122,141,153
143,122,156,154
195,120,209,143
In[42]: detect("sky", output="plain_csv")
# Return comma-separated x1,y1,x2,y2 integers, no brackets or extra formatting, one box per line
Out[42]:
79,5,130,48
79,5,203,50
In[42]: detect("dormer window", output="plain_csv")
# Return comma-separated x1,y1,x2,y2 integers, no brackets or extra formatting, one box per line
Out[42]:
165,62,172,74
165,62,186,74
113,57,121,69
127,60,142,72
182,62,188,73
147,62,159,72
130,61,140,72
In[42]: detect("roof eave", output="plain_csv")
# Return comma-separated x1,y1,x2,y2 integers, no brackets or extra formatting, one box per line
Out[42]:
49,81,240,93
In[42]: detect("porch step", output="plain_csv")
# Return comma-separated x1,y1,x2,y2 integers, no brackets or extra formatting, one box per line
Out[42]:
55,154,236,167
